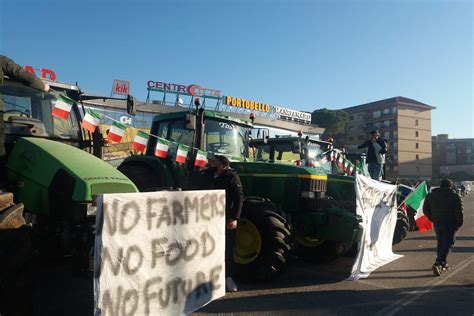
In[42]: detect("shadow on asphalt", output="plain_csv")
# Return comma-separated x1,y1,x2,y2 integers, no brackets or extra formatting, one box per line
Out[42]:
234,256,356,291
406,236,474,241
398,246,474,253
197,284,474,314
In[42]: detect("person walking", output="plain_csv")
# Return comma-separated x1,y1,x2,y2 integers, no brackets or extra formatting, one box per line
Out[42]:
198,155,244,292
423,179,464,276
357,130,387,180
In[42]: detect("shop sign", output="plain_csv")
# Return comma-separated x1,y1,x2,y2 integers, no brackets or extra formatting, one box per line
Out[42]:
274,106,311,122
147,81,221,98
24,65,56,81
223,95,271,113
112,80,130,96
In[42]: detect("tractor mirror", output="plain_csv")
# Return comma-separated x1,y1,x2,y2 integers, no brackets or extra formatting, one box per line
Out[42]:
292,141,302,154
127,95,137,115
185,113,196,130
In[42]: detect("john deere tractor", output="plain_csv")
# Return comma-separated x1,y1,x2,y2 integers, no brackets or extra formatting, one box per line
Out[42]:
0,77,138,257
251,136,410,247
118,107,363,282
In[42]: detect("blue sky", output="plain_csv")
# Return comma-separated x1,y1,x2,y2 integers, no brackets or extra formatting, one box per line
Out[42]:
1,0,472,138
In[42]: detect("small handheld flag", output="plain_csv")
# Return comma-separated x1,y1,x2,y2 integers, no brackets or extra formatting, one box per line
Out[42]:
81,109,102,133
132,130,149,152
155,138,170,158
107,121,127,143
194,150,207,167
52,95,74,119
176,144,189,164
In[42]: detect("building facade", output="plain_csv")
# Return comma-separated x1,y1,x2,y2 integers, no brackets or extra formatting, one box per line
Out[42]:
338,97,435,180
432,134,474,179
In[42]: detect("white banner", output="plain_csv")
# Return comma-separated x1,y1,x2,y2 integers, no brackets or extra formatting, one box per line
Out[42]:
94,190,226,316
349,175,402,280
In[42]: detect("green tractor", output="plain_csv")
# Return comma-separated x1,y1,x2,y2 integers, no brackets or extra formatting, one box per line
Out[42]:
251,135,410,247
0,77,138,257
118,108,363,282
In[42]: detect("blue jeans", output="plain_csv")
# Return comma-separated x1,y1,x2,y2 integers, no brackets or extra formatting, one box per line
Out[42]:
434,223,458,265
368,162,382,180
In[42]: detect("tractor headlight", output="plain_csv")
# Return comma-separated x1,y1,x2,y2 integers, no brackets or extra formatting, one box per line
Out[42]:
301,191,316,199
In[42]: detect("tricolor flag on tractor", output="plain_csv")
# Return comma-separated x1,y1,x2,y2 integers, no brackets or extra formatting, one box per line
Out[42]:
107,121,127,143
405,182,431,232
132,131,149,152
348,163,355,175
176,144,189,164
81,109,102,133
194,150,207,167
337,154,343,167
331,150,337,161
52,95,74,119
343,159,349,172
155,138,170,158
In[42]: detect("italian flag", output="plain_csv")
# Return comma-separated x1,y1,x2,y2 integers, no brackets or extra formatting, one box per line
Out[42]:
176,144,189,164
348,163,355,176
132,131,149,152
343,159,349,172
81,109,102,133
194,150,207,167
107,121,127,143
405,182,431,233
337,154,343,167
330,150,337,161
155,138,170,158
52,95,74,119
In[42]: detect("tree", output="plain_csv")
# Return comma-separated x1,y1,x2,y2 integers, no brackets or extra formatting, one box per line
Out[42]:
311,108,349,137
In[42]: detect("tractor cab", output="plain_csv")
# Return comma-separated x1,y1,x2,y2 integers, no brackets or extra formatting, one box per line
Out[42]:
1,79,83,148
145,109,252,160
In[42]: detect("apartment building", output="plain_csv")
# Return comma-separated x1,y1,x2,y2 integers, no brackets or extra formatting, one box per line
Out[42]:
339,97,435,180
432,134,474,178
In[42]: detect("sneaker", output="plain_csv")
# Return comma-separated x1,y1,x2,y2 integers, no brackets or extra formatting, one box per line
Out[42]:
442,263,451,271
226,277,238,292
432,264,442,276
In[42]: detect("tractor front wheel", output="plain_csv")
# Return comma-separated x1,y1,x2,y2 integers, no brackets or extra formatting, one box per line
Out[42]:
234,197,292,283
392,210,410,245
118,163,164,192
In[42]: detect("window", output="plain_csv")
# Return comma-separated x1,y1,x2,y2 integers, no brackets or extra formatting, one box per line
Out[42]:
373,110,381,118
358,135,364,140
358,124,364,129
416,166,420,172
348,125,354,131
348,136,354,141
382,108,390,115
349,115,354,121
358,114,364,120
391,107,397,114
416,154,419,160
415,131,419,137
393,165,398,171
415,119,419,126
415,143,419,149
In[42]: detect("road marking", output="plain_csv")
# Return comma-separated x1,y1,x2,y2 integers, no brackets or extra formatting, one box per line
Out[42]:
374,254,474,316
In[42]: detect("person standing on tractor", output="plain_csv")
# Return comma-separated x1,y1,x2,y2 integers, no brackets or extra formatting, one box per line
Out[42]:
357,130,387,180
0,55,49,183
198,155,244,292
423,179,463,276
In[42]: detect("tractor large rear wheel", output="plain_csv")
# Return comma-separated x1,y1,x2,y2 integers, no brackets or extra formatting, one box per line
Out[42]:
392,210,410,245
296,237,351,263
118,163,164,192
234,197,292,283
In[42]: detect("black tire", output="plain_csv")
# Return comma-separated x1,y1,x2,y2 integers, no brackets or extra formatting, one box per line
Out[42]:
234,197,292,283
297,239,352,263
118,163,164,192
392,210,410,245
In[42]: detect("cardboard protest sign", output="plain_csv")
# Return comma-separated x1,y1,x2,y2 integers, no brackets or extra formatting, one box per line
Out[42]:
94,190,226,316
349,174,402,280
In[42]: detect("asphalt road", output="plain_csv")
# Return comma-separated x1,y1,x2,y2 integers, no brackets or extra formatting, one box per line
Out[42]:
24,194,473,316
195,193,474,316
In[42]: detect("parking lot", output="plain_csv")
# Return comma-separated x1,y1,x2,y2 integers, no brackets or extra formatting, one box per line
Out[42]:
25,194,474,316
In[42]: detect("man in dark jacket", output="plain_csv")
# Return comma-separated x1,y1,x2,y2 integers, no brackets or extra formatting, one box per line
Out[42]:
357,130,387,180
199,155,244,292
423,179,463,276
